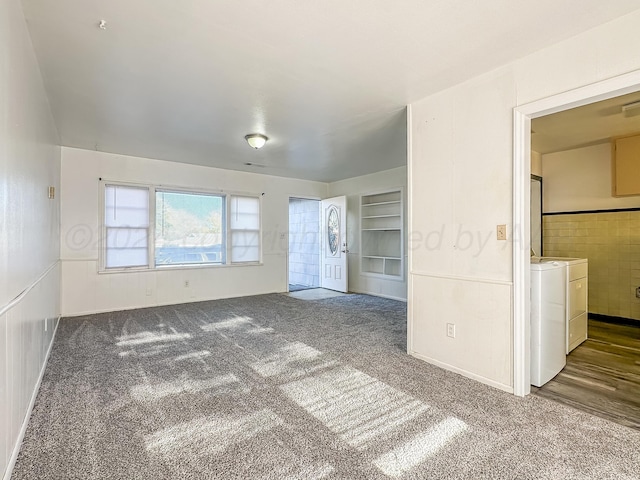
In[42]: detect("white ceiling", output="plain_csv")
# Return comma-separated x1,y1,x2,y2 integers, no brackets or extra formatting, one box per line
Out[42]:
21,0,640,182
532,91,640,154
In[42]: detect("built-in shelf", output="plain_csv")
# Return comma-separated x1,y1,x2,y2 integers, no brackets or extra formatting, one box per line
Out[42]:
360,190,403,279
362,200,401,207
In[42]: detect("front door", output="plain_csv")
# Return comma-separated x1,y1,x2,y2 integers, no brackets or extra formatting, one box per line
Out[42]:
320,196,348,292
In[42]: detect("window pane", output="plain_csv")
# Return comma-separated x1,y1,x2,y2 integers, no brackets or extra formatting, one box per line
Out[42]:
232,246,260,263
155,191,225,265
106,247,148,268
230,196,260,230
103,184,150,269
105,185,149,227
231,230,260,263
106,228,148,249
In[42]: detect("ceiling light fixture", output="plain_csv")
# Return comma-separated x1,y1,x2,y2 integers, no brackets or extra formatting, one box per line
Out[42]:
245,133,268,149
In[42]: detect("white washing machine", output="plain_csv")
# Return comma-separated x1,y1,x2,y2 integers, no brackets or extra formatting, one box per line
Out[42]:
533,257,589,353
531,261,567,387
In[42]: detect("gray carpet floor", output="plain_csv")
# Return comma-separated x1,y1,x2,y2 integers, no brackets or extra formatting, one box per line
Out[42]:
12,293,640,479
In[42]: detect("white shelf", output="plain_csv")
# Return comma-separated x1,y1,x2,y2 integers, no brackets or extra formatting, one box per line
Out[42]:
360,190,403,279
362,200,401,207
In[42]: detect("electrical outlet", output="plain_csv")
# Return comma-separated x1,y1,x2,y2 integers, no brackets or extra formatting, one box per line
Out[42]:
446,323,455,338
146,287,152,296
184,280,190,288
636,286,640,298
496,224,507,241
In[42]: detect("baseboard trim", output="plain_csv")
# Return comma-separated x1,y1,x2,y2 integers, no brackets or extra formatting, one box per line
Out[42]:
408,350,513,394
351,289,407,302
589,313,639,327
4,315,61,480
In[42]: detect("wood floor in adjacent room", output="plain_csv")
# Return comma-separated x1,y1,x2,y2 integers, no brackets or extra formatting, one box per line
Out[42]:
532,319,640,430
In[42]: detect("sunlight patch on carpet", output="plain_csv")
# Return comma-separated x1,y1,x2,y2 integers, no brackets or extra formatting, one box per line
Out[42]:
280,366,429,449
250,342,338,379
373,417,468,477
131,373,244,402
172,350,211,362
145,409,283,456
201,315,273,334
115,331,192,347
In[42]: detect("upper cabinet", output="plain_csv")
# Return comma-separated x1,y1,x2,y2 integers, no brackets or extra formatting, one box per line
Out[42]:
612,133,640,196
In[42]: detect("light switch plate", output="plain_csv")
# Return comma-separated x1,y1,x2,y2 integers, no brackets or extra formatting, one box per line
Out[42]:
497,224,507,240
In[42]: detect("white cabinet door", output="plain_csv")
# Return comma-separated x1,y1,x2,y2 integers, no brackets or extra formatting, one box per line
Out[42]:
321,196,348,292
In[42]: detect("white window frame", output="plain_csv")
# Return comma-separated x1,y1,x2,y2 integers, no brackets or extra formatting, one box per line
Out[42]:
99,180,263,273
228,194,262,264
99,181,153,272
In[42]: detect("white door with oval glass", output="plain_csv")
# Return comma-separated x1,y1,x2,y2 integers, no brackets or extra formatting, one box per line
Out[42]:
321,196,348,292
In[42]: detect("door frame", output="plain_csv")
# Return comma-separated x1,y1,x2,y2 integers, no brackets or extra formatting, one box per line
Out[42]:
512,69,640,397
287,195,322,292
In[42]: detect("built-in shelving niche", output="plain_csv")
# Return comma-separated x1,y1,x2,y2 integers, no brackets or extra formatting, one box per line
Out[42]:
360,190,403,279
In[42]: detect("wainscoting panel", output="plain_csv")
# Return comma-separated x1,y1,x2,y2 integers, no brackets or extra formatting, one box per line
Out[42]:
1,262,60,480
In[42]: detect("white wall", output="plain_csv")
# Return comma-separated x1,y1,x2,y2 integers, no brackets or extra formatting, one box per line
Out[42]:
328,167,407,301
408,9,640,393
542,143,640,212
0,0,61,478
531,150,542,177
60,147,327,316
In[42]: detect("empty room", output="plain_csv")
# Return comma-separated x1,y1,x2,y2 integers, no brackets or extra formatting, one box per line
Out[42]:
2,1,640,479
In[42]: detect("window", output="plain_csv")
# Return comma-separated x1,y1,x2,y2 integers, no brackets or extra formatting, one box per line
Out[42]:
155,190,225,266
104,184,150,269
230,195,260,263
101,182,261,271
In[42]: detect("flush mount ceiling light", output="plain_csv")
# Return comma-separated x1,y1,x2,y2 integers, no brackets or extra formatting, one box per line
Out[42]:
245,133,268,149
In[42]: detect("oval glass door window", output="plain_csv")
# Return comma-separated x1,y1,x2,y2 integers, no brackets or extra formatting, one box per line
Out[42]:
327,206,339,256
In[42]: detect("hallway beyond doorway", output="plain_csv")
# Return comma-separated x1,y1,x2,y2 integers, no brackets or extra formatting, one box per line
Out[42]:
288,198,320,291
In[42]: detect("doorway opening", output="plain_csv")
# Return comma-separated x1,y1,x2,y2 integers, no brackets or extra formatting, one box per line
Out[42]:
527,90,640,429
288,197,321,292
513,70,640,399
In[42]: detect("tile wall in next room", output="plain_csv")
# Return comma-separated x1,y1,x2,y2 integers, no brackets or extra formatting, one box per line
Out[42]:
543,210,640,322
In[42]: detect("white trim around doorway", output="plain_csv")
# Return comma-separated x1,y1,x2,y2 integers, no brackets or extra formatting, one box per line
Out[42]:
512,69,640,397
